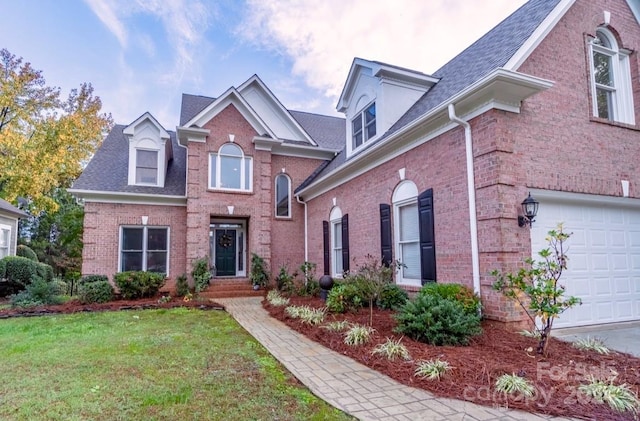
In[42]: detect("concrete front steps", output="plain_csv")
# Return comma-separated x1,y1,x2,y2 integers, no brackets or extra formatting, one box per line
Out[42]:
198,278,265,299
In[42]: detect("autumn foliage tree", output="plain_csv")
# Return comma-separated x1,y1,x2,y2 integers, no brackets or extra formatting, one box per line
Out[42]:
0,48,112,212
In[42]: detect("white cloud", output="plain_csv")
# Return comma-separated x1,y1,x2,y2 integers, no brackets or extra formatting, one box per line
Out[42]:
240,0,526,103
84,0,128,47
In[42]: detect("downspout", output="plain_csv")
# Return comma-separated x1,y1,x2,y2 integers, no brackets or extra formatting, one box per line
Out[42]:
447,104,481,297
295,195,308,263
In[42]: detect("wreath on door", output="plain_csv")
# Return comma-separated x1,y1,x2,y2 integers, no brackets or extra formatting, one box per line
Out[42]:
218,233,233,248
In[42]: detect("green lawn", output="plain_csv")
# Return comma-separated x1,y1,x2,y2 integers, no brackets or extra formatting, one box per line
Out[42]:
0,308,353,421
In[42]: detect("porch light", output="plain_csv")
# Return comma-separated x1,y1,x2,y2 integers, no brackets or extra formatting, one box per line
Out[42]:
518,193,539,228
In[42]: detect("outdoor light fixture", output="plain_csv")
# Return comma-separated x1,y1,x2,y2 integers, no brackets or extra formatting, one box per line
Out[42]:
518,193,539,228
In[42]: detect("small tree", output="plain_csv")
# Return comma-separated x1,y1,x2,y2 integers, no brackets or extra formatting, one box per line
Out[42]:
492,223,581,355
250,253,269,288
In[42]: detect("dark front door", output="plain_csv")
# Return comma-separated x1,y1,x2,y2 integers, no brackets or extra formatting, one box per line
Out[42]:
215,229,236,276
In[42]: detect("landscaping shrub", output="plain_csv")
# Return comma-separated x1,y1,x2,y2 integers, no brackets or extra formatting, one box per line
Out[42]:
175,273,189,297
10,277,65,308
78,279,114,304
50,278,68,296
377,283,409,310
297,279,320,297
394,294,482,346
2,256,39,287
325,282,366,313
250,253,269,288
36,262,54,282
191,257,212,293
16,244,38,262
114,271,167,299
418,282,480,315
275,265,296,295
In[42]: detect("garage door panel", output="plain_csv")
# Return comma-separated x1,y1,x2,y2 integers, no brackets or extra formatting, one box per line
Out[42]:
534,198,640,327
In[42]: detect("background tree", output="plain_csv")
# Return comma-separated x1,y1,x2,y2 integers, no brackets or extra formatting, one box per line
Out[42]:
0,48,112,212
19,188,84,279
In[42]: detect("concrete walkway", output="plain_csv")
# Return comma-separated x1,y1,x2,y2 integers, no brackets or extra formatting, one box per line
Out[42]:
216,297,576,421
554,321,640,357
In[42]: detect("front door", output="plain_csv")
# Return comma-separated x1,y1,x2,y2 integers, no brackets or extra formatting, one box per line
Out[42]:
215,229,236,276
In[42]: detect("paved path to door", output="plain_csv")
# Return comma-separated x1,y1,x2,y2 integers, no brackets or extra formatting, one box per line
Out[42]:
216,297,576,421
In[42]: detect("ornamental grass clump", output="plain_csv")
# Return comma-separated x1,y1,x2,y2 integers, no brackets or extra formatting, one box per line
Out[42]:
371,337,410,361
572,337,611,355
284,305,325,325
414,359,452,381
578,377,640,416
266,290,290,307
344,324,375,346
322,320,350,332
495,374,536,398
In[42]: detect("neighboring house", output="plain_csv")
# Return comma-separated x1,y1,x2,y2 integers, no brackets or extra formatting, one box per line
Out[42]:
71,0,640,328
0,198,28,259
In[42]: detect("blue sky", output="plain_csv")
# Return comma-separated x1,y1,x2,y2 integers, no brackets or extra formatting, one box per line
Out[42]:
1,0,525,129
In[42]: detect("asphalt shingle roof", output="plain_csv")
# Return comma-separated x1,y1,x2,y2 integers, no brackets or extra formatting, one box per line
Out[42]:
72,125,186,196
180,94,215,126
0,198,27,217
297,0,562,191
289,110,345,150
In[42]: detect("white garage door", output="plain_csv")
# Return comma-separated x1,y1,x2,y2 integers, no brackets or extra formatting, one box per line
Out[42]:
531,195,640,328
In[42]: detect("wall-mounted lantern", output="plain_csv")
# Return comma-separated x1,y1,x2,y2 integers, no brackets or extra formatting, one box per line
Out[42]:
518,193,539,228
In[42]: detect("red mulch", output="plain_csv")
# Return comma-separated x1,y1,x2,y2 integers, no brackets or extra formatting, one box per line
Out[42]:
0,296,224,318
264,296,640,421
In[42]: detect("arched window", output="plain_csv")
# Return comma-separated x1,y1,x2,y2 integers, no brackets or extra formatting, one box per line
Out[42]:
209,143,253,191
275,174,291,217
590,27,634,124
392,180,420,285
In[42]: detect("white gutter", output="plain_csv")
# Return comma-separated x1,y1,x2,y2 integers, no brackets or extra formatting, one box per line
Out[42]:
447,104,481,297
295,195,308,263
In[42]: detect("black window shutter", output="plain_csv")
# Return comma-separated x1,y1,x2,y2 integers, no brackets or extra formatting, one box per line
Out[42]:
379,204,392,267
322,221,330,275
418,188,436,284
341,214,350,273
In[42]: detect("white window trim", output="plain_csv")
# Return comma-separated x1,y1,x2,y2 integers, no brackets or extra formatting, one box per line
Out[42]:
392,180,420,286
329,206,343,278
208,144,253,192
118,226,170,275
134,148,160,186
274,174,292,218
589,28,635,125
351,101,377,152
0,223,12,259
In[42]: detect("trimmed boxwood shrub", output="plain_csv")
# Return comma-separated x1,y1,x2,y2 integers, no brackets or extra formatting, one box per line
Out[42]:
16,244,38,261
114,271,166,299
36,262,54,282
175,273,189,297
325,282,366,313
394,294,482,346
80,274,109,284
2,256,39,287
418,282,481,315
376,283,409,310
78,279,114,304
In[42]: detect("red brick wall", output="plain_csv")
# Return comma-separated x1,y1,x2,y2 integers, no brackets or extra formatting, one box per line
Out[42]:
81,202,187,291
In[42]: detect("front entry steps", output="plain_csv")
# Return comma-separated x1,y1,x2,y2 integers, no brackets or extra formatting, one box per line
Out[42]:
198,278,265,299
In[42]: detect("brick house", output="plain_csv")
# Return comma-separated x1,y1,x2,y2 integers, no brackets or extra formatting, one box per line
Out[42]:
71,0,640,328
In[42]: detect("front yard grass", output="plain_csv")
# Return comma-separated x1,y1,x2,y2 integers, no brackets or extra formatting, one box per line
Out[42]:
0,308,352,421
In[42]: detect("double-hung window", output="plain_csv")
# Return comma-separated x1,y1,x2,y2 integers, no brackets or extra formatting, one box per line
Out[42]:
590,28,634,125
209,144,252,191
0,224,10,259
352,102,376,149
136,150,159,185
120,226,168,274
331,219,343,276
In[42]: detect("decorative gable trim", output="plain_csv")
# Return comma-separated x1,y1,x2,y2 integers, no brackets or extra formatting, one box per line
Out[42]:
253,136,337,159
504,0,576,70
124,112,171,188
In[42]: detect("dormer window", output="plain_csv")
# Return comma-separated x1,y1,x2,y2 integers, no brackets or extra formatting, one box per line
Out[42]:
209,143,253,192
589,27,635,125
136,149,159,185
352,102,376,149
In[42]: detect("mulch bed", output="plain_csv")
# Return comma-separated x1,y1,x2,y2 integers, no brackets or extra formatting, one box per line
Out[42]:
0,296,224,318
264,295,640,421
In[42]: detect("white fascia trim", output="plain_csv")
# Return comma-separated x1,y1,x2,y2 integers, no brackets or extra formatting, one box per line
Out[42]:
504,0,576,70
182,87,276,140
299,69,554,200
530,188,640,208
123,112,170,140
176,126,210,146
238,75,318,146
68,189,187,206
253,136,337,159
